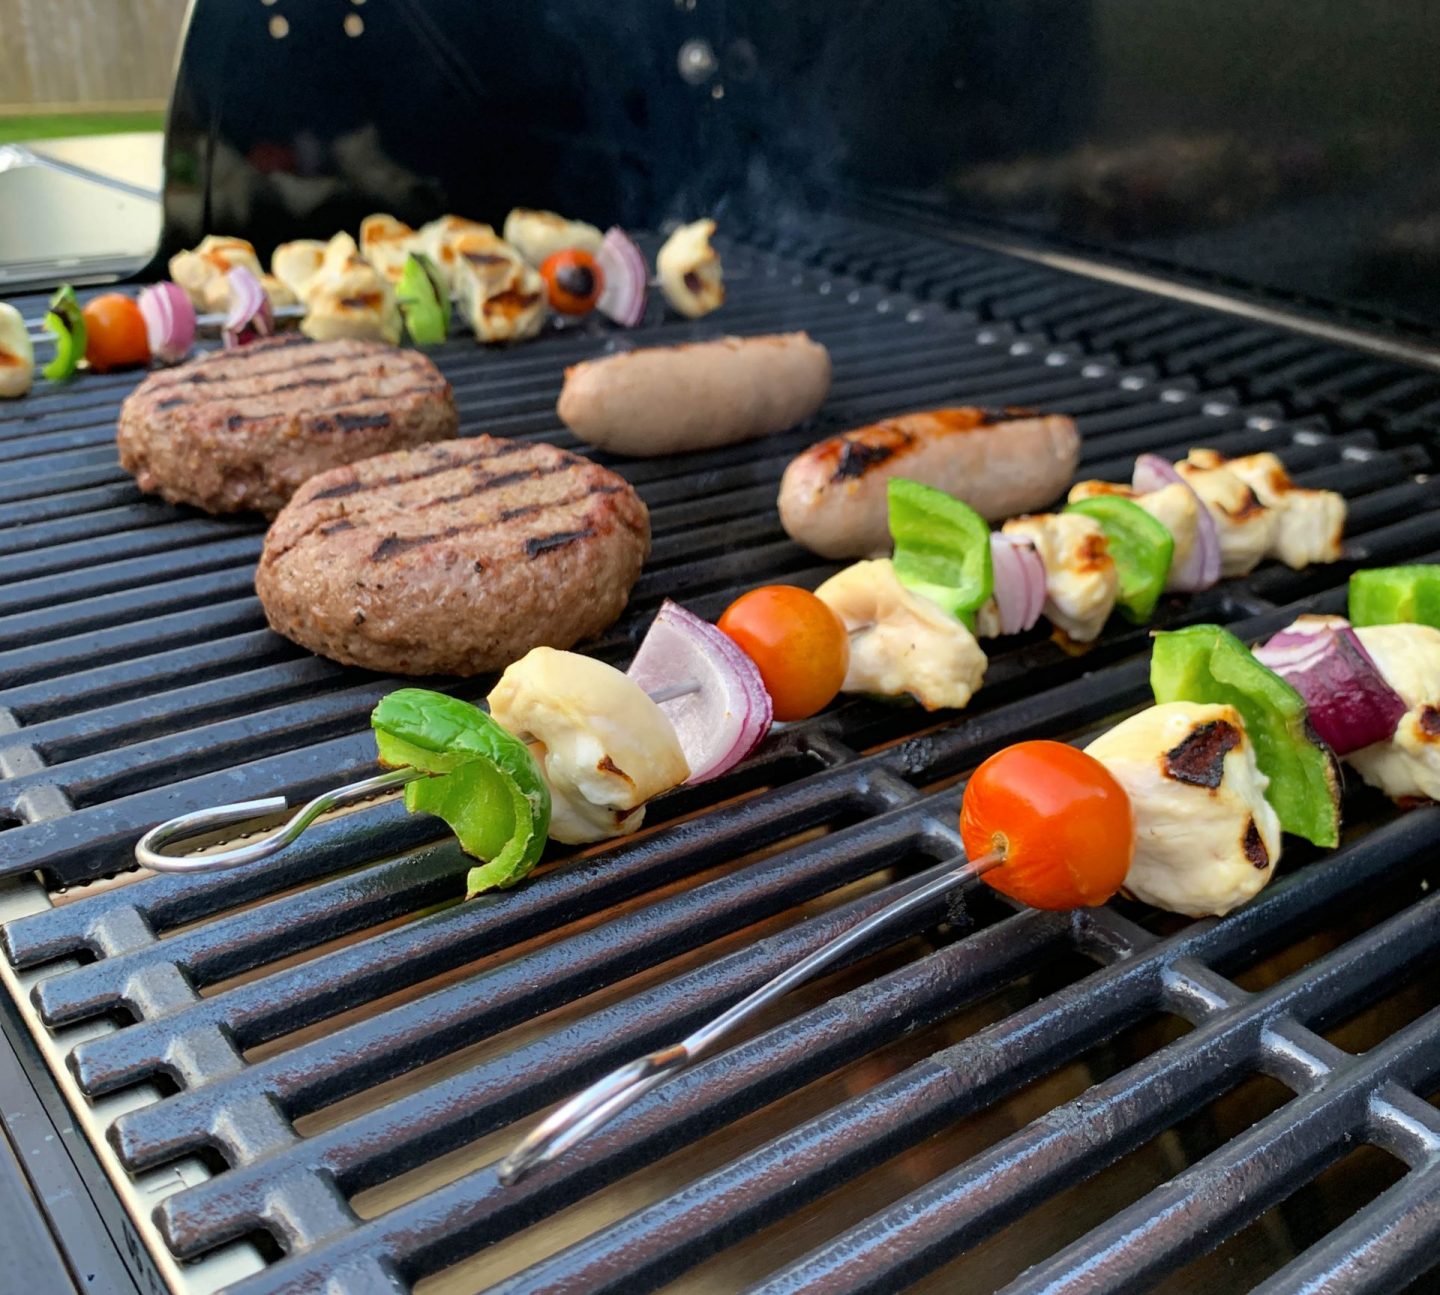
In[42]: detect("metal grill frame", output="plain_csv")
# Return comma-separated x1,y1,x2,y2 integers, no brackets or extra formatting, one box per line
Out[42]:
3,222,1440,1294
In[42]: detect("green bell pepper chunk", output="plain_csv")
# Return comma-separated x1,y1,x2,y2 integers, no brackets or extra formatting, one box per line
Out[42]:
1065,495,1174,624
888,477,993,628
42,284,86,382
1349,565,1440,629
397,253,449,346
1150,625,1340,847
371,688,551,896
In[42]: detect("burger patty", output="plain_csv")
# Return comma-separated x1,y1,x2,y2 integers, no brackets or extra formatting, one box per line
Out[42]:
256,437,650,676
117,336,458,516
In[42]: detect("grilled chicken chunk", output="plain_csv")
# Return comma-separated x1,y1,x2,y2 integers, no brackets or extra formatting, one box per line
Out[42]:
1002,512,1118,644
256,437,650,675
1086,702,1281,917
815,559,987,710
1346,624,1440,802
1176,451,1275,576
271,239,328,299
1068,479,1202,592
359,213,419,284
490,648,689,843
502,208,604,266
451,232,547,343
300,233,402,344
417,215,498,294
1217,451,1345,569
169,235,265,308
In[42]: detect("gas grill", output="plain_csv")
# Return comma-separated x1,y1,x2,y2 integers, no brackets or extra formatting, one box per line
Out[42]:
8,3,1440,1293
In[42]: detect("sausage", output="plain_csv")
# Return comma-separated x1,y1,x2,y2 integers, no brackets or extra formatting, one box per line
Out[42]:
778,408,1080,559
557,333,831,456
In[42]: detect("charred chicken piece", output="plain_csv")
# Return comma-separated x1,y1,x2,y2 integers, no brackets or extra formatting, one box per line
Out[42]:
1001,512,1119,644
1086,701,1282,917
815,559,987,710
1176,450,1276,577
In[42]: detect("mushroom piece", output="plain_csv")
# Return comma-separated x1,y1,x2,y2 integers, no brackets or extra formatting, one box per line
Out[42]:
1223,451,1345,569
299,232,402,344
1069,478,1201,592
1347,623,1440,803
815,559,988,710
657,218,724,318
1176,449,1276,577
502,208,604,266
1001,512,1119,644
1085,701,1282,917
488,647,689,844
451,232,547,344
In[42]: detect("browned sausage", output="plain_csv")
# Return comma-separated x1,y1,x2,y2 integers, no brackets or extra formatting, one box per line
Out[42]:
557,333,831,456
779,408,1080,559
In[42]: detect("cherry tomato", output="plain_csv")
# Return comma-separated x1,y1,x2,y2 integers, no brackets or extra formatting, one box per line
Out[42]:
960,740,1133,910
717,585,849,722
82,294,149,372
540,249,605,316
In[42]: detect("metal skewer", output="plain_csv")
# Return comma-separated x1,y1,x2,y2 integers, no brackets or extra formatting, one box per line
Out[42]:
133,679,703,873
24,303,307,342
495,846,1005,1186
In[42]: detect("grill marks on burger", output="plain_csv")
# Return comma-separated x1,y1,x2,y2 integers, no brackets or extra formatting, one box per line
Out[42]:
294,439,638,571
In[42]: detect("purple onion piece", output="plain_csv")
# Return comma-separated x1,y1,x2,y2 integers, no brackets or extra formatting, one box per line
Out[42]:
1254,615,1407,755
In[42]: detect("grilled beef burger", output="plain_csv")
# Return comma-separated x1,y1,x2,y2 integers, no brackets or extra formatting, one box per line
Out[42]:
256,437,649,675
117,336,457,517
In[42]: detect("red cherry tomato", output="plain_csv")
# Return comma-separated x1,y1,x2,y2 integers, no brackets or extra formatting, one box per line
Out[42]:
540,249,605,315
717,585,849,722
82,294,149,372
960,740,1133,910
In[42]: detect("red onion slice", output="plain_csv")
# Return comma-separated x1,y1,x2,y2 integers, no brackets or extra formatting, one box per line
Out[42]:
628,599,772,783
222,267,275,349
137,282,196,365
1254,614,1406,755
989,533,1046,634
595,227,648,327
1133,453,1221,590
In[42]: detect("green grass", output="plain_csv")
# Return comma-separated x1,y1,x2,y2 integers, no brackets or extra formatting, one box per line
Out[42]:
0,111,164,146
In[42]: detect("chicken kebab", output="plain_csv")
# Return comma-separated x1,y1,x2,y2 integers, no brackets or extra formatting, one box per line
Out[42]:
499,596,1440,1182
811,445,1346,713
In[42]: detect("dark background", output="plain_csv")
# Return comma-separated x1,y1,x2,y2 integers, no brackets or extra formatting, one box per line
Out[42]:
162,0,1440,335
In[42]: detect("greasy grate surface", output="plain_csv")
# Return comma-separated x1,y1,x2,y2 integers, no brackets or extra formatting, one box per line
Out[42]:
3,228,1440,1294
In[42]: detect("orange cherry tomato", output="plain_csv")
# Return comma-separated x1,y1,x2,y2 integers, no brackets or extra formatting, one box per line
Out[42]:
960,740,1133,910
717,585,849,722
539,249,605,315
82,294,149,372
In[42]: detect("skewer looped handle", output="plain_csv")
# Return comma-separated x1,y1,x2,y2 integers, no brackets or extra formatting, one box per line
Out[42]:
133,767,423,872
496,847,1002,1186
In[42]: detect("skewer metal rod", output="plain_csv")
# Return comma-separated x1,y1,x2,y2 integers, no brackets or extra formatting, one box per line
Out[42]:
495,847,1004,1186
134,679,703,872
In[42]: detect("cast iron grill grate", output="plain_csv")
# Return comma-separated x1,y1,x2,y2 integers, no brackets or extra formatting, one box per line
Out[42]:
2,225,1439,1295
740,214,1440,458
